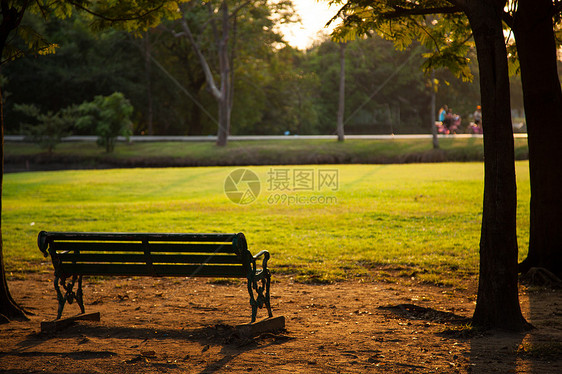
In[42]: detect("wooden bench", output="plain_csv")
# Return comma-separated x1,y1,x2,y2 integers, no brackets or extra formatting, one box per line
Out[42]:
38,231,273,323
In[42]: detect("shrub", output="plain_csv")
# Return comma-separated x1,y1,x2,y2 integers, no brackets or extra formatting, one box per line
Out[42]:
15,104,74,153
76,92,133,153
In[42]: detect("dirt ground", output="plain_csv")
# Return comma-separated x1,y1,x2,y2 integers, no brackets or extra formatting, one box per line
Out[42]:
1,271,561,374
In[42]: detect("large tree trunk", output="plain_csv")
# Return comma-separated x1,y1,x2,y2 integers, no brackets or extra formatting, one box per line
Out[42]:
0,234,28,323
0,88,27,323
465,0,529,331
0,1,28,324
513,0,562,279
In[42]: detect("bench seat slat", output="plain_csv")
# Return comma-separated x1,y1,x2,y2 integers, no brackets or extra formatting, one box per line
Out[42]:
52,242,235,253
59,264,247,278
57,253,243,265
42,232,237,242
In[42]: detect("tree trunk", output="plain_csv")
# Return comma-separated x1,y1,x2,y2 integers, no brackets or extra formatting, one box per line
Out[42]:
0,233,28,323
337,42,346,142
216,96,231,146
143,30,154,135
0,1,28,324
179,3,230,146
513,0,562,278
187,100,204,135
465,0,529,331
430,70,439,149
216,0,231,147
0,88,27,323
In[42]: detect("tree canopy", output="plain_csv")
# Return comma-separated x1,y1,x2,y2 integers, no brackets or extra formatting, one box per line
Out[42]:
329,0,473,81
3,11,490,138
2,0,186,63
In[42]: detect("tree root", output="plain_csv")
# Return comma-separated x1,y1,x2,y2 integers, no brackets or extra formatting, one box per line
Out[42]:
520,267,562,288
0,297,29,324
0,313,9,324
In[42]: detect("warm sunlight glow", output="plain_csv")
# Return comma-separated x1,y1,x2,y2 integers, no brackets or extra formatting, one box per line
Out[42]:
279,0,340,50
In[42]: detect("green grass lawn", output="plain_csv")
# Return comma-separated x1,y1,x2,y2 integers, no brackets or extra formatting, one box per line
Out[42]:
5,137,530,166
2,162,531,285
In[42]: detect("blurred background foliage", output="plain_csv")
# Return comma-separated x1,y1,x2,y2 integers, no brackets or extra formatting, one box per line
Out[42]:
1,2,525,137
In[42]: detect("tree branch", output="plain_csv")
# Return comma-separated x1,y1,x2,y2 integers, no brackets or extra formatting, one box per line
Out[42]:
502,11,514,29
385,5,463,18
179,17,222,100
32,0,49,19
412,17,441,53
230,0,252,18
171,30,187,38
67,0,165,23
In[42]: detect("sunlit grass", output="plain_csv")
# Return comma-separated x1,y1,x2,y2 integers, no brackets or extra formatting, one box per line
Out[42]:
2,162,531,284
5,137,530,165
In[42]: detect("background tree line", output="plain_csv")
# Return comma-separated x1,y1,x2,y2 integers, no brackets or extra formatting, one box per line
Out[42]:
1,2,524,139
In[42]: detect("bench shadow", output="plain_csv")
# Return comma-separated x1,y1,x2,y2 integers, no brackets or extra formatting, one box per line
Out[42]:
10,322,292,374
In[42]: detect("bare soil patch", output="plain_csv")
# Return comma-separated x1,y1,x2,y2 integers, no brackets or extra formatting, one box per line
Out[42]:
1,273,561,373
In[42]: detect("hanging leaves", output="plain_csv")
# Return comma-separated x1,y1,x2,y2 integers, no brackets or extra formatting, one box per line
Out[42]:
328,0,475,81
2,0,188,63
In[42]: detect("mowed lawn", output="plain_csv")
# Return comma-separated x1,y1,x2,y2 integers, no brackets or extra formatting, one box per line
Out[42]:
2,162,531,284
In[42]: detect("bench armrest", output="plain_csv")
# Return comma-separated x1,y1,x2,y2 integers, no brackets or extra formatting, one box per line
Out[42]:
251,250,270,273
38,231,49,257
253,250,270,261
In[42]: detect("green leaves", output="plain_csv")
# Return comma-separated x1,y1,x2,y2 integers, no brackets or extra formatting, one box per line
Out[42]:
13,92,133,153
421,42,473,82
2,24,58,63
76,92,133,152
2,0,187,63
330,0,475,81
15,104,75,153
77,0,187,35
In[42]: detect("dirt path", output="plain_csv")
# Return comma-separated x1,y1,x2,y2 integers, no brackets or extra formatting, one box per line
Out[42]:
1,273,561,373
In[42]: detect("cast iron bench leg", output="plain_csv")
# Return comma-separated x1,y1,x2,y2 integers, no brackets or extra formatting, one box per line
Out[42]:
265,274,273,318
54,275,85,319
76,276,85,314
248,274,273,323
248,279,258,323
54,275,65,320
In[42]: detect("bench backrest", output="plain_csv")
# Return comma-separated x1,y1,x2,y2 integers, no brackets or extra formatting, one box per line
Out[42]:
38,231,250,279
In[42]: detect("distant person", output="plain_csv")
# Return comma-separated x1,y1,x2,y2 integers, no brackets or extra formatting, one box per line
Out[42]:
470,105,483,134
451,113,461,134
473,105,482,125
438,105,448,123
443,108,454,130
